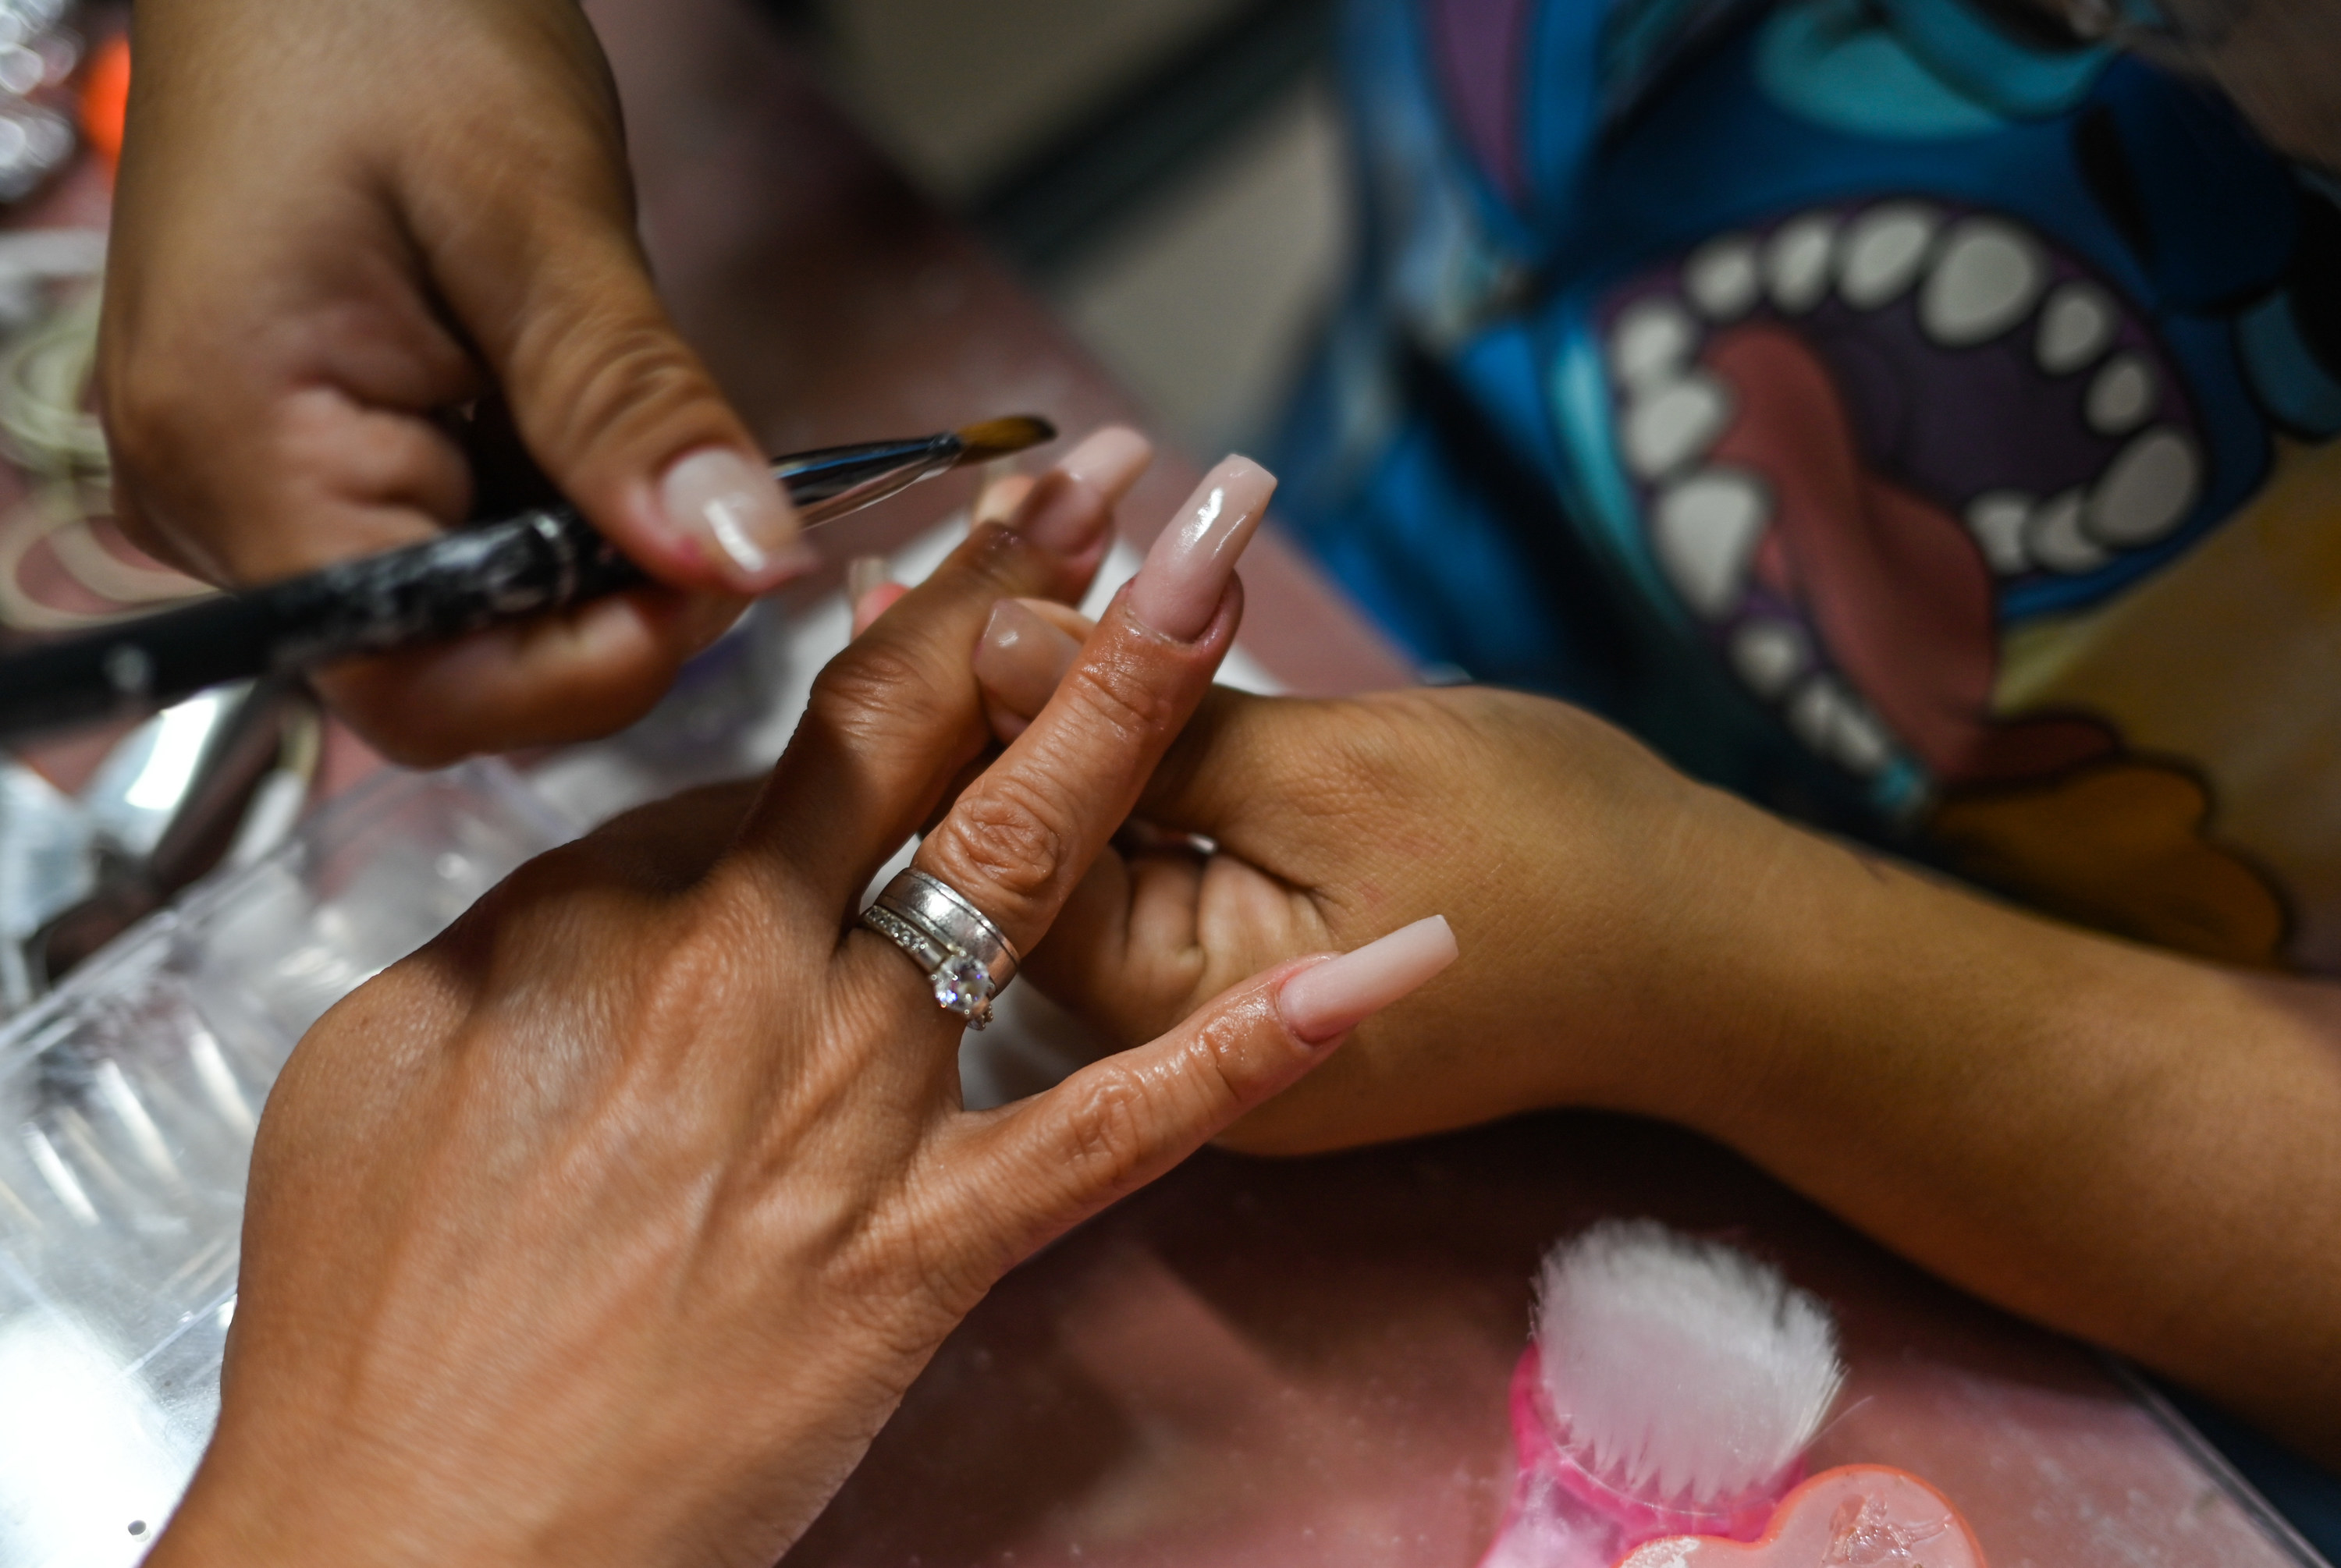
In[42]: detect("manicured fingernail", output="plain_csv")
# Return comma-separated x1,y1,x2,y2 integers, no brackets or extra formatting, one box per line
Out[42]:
1276,916,1458,1046
1126,456,1275,641
657,446,816,591
1017,427,1154,556
975,472,1035,527
975,598,1083,719
846,555,890,605
1060,425,1153,496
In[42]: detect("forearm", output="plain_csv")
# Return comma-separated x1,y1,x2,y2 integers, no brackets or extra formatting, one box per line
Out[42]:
1667,793,2341,1463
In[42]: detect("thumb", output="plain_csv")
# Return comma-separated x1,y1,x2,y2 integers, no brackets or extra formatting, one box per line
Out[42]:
949,917,1459,1266
435,194,812,596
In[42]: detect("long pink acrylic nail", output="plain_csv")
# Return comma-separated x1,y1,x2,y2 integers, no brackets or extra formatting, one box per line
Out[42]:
1018,427,1155,555
1276,916,1459,1045
1124,456,1276,641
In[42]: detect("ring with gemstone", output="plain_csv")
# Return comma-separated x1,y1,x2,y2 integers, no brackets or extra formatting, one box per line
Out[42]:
860,868,1023,1031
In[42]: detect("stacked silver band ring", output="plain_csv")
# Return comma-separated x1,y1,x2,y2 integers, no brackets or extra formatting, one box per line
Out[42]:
861,868,1022,1031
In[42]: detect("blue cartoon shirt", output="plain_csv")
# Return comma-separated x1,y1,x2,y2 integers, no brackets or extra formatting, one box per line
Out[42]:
1275,0,2341,970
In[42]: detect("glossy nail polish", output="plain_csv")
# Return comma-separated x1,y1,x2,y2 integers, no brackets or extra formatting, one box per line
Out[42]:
1018,427,1155,555
1125,456,1277,640
1060,425,1153,496
975,598,1083,720
975,473,1036,528
845,555,890,606
657,447,817,590
1277,916,1459,1045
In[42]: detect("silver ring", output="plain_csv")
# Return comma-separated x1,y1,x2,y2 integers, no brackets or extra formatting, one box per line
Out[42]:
861,868,1022,1031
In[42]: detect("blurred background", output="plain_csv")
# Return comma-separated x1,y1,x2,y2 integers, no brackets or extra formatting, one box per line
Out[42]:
773,0,1352,459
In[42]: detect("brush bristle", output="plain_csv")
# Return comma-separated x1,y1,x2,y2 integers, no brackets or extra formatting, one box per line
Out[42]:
954,415,1057,462
1535,1221,1843,1512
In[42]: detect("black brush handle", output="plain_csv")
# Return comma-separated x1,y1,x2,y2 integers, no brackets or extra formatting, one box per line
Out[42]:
0,509,638,740
0,427,990,746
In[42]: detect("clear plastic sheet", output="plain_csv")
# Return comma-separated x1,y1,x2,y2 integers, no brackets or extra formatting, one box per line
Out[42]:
0,760,570,1562
0,526,1110,1561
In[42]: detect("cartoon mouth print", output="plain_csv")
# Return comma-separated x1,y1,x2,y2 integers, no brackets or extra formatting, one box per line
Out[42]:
1593,198,2225,790
1594,200,2289,963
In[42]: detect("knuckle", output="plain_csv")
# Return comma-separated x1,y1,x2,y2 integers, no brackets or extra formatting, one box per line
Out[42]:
805,640,959,750
1058,1071,1153,1189
528,314,722,453
931,776,1074,907
1060,651,1181,743
1320,691,1474,802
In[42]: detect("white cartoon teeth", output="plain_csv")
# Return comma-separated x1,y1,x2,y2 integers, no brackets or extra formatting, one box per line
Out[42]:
1965,491,2032,574
1949,427,2201,577
1787,675,1896,777
2086,351,2155,435
1611,297,1698,393
1686,232,1760,321
1654,468,1768,619
1730,619,1810,698
1920,218,2046,346
2037,280,2115,372
1838,203,1938,309
2089,428,2202,545
1607,201,2204,786
1623,371,1733,480
2025,489,2108,573
1765,214,1838,313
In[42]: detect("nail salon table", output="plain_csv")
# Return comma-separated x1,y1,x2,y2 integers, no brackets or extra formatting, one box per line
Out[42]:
0,2,2320,1565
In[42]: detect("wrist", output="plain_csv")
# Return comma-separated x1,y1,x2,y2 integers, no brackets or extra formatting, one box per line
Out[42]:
1548,781,1880,1133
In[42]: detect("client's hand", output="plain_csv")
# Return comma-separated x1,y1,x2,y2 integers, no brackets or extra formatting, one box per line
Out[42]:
966,569,2341,1475
149,453,1455,1568
966,607,1762,1154
101,0,805,764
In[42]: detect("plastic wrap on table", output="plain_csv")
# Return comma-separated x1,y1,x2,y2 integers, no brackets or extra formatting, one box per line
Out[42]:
0,759,569,1562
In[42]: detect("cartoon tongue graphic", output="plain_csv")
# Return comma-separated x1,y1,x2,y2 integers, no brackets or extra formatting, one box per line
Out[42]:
1610,1466,1988,1568
1702,325,2112,786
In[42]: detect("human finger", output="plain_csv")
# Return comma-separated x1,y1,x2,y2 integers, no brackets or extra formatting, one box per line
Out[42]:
744,427,1154,908
315,587,744,764
973,598,1085,740
904,456,1274,962
942,917,1458,1262
100,0,762,761
972,598,1099,715
974,473,1037,527
419,126,817,598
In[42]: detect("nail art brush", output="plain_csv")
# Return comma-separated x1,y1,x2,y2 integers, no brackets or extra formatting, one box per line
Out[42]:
0,416,1057,743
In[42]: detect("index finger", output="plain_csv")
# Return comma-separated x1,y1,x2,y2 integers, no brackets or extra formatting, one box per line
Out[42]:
908,456,1275,960
740,427,1153,910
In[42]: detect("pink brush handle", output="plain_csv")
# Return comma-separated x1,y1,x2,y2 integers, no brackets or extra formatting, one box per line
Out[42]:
1478,1346,1798,1568
1476,1348,1984,1568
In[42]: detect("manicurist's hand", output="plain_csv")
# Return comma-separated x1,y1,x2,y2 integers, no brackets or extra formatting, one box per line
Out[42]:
147,445,1458,1568
101,0,808,764
972,630,2341,1468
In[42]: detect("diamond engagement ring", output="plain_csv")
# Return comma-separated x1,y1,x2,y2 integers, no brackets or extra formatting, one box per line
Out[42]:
861,868,1023,1030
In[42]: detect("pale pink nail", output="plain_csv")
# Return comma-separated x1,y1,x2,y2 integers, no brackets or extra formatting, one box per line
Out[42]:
845,555,890,605
656,446,816,591
1125,456,1276,641
1018,426,1155,555
975,474,1037,528
1060,426,1153,495
974,598,1082,719
1276,916,1459,1045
